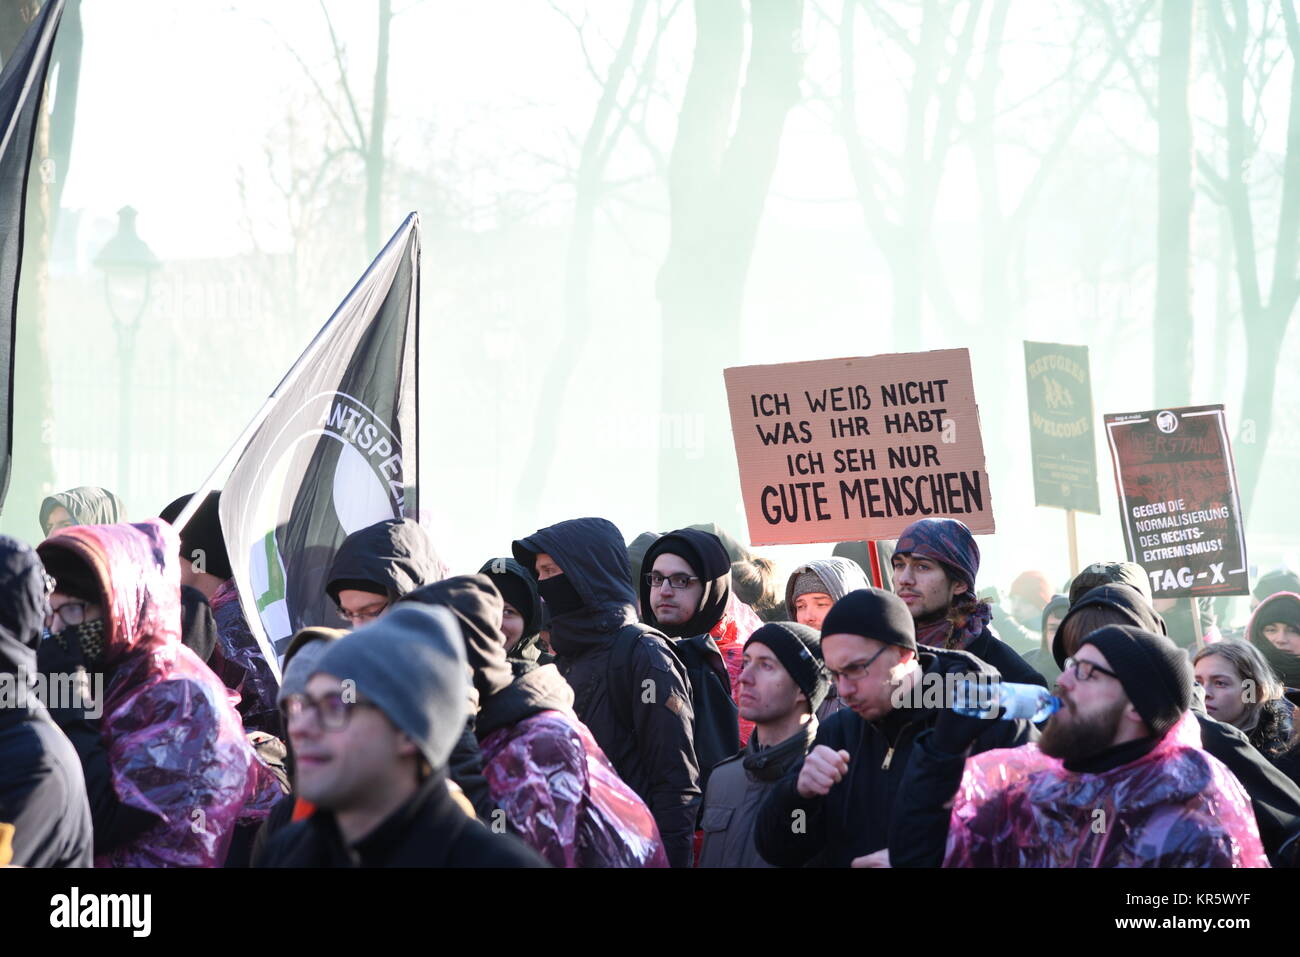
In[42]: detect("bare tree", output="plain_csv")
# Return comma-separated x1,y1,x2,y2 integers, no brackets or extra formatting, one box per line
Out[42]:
656,0,804,529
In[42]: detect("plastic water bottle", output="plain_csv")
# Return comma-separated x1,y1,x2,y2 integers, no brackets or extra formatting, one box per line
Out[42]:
952,678,1060,722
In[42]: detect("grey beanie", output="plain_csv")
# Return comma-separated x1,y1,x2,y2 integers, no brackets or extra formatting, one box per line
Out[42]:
277,627,345,706
791,570,829,602
311,603,469,769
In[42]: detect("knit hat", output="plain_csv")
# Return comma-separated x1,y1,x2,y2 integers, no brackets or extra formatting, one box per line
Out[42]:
745,622,830,713
895,518,979,592
278,627,344,705
1077,625,1192,738
38,545,102,605
1053,583,1167,669
791,570,829,602
1068,560,1153,606
819,587,916,651
478,557,542,639
160,490,233,581
311,604,469,769
1254,569,1300,604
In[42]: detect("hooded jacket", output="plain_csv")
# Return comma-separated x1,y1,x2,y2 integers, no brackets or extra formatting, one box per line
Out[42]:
39,486,124,534
785,557,873,723
324,518,445,606
753,646,1034,867
405,573,669,867
36,521,282,867
514,517,700,867
699,718,818,868
944,713,1270,867
640,529,741,777
478,557,547,667
1052,583,1168,669
1248,592,1300,689
0,536,93,867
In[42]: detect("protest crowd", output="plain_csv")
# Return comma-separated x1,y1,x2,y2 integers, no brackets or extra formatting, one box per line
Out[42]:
3,484,1298,870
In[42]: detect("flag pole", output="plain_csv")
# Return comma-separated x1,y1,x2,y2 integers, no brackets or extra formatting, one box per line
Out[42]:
169,212,420,534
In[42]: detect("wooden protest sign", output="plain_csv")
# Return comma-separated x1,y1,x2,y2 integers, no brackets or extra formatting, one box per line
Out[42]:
723,350,994,547
1024,341,1100,514
1103,404,1249,598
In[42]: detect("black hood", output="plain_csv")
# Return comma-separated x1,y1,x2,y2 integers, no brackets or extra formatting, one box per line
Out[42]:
685,522,750,564
638,528,731,638
0,535,49,674
1248,592,1300,688
401,574,515,702
325,518,443,603
1053,583,1166,669
478,557,542,639
475,662,575,739
40,486,124,533
512,517,637,651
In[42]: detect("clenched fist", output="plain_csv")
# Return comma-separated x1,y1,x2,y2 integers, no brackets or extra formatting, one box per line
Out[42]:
796,745,851,799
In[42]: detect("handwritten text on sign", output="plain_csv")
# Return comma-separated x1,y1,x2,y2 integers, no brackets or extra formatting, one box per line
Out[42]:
724,350,995,546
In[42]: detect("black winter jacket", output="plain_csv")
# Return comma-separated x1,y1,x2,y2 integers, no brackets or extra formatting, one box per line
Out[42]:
253,770,546,868
0,537,93,867
514,518,701,867
754,646,1034,868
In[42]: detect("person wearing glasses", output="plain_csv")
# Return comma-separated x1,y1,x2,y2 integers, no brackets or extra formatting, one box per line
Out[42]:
944,625,1268,867
513,517,700,868
754,588,1033,868
324,517,445,627
36,520,283,867
638,528,743,780
0,534,93,867
255,603,544,868
1047,582,1300,867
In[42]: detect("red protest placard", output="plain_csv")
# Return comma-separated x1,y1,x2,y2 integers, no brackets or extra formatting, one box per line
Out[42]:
723,350,994,546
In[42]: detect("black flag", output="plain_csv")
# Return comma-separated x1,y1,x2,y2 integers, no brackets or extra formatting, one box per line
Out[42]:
218,214,421,665
0,0,64,513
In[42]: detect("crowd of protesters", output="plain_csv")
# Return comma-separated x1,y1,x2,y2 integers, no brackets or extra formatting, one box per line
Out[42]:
2,483,1299,868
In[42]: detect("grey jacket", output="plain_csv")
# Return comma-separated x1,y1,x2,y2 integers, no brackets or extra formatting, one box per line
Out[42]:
698,718,818,868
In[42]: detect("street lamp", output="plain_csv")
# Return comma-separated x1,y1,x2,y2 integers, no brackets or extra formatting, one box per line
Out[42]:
94,206,159,496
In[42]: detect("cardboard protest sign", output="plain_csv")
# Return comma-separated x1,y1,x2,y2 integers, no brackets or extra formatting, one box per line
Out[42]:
724,350,994,546
1103,405,1249,598
1024,341,1100,513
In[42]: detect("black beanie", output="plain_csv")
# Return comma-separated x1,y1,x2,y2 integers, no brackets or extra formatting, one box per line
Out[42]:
745,622,830,713
160,491,233,581
819,587,916,650
39,546,102,605
479,557,542,640
1078,624,1192,739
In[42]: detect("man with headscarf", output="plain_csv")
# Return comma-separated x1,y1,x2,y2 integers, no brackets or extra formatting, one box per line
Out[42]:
513,517,700,867
160,490,280,736
39,486,125,537
639,528,743,775
944,626,1268,867
889,517,1046,687
36,520,282,867
254,604,544,868
401,575,668,867
0,535,93,867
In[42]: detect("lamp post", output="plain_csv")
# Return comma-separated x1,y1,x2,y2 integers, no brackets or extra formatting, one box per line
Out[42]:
94,206,159,496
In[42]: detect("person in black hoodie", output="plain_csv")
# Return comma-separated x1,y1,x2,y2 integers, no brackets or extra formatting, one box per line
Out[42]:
401,574,669,867
323,517,445,626
754,588,1034,867
254,604,544,868
638,528,741,781
1053,582,1300,866
0,535,93,867
890,518,1047,687
478,556,549,672
513,517,700,867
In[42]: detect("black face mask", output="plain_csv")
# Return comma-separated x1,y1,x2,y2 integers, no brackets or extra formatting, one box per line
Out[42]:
56,618,107,668
538,574,585,618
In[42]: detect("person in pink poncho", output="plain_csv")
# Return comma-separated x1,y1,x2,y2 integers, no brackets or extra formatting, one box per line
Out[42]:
942,625,1269,868
36,520,282,867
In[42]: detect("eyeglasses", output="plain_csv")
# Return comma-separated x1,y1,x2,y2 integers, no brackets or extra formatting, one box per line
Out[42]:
45,601,89,631
645,573,701,590
825,644,891,683
282,690,379,731
337,601,389,625
1063,656,1120,683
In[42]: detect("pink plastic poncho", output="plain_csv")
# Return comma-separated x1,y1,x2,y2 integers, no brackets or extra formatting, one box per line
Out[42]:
46,520,282,867
944,712,1270,868
480,710,669,868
